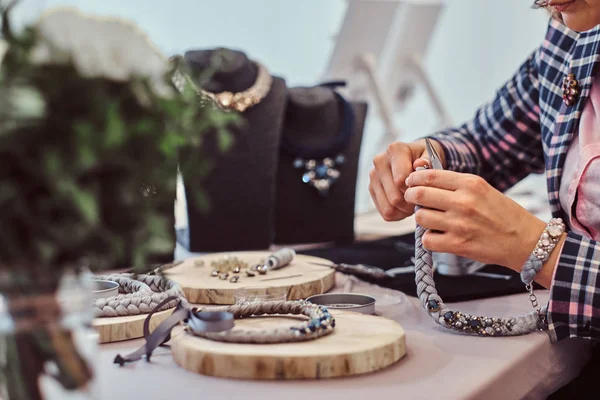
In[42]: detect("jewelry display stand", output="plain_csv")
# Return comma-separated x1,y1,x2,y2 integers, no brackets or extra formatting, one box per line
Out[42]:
170,309,406,380
179,48,287,252
166,251,335,304
274,85,367,245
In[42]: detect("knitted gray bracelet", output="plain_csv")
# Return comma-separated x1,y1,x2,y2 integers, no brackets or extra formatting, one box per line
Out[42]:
519,218,565,320
520,218,566,285
413,166,548,336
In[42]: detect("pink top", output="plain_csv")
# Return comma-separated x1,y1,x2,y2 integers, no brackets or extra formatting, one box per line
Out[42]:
558,72,600,241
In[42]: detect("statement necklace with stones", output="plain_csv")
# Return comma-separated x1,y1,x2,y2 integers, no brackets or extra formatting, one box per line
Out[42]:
203,61,272,113
280,88,355,196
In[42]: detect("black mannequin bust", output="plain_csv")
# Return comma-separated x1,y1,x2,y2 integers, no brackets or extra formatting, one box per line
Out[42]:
274,85,368,245
179,48,287,252
185,49,258,93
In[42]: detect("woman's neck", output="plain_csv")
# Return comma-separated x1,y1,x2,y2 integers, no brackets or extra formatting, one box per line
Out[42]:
185,48,258,93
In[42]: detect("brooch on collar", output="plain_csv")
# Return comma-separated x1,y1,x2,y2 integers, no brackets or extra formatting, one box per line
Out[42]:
562,73,580,106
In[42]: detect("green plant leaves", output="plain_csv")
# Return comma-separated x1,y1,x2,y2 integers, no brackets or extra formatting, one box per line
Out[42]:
0,20,238,272
104,102,126,148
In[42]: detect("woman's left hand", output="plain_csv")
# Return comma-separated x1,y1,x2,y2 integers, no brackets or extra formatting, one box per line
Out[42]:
404,168,546,271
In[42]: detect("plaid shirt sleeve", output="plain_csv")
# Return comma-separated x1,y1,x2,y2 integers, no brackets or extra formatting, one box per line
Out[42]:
547,232,600,342
427,50,545,192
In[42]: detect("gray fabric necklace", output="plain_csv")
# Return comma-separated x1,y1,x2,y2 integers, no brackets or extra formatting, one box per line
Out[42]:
413,146,548,336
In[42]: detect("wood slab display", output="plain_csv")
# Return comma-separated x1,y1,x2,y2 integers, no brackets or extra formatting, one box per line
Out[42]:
166,252,335,304
93,308,173,344
171,310,406,380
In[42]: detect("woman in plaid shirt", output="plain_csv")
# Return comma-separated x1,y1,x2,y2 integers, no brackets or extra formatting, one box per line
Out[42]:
370,0,600,344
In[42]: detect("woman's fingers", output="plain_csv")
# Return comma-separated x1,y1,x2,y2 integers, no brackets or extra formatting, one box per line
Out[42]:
373,152,411,214
404,186,455,211
406,169,466,191
369,169,406,221
386,142,415,194
414,208,449,232
421,230,454,253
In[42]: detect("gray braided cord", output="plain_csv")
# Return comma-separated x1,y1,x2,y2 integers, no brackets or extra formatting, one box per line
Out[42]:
92,274,185,318
190,300,335,344
413,166,546,336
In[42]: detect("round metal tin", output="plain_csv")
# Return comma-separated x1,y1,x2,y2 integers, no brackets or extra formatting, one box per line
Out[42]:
91,279,119,300
306,293,376,314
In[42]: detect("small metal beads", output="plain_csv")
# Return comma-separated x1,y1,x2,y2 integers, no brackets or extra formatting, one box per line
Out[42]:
441,311,511,336
203,251,297,284
218,272,229,280
257,265,268,275
208,255,255,283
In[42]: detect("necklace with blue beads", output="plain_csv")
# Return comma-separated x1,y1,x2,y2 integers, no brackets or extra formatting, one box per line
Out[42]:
280,83,355,196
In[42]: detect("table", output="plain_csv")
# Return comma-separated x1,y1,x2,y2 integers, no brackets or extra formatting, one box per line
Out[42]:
124,210,590,400
96,291,592,400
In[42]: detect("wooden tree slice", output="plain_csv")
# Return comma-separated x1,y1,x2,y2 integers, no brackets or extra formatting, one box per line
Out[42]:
166,252,335,304
171,310,406,380
93,308,173,344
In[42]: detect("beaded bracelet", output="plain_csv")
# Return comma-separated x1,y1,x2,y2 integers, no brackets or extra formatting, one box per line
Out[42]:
521,218,566,285
520,218,565,321
190,300,335,344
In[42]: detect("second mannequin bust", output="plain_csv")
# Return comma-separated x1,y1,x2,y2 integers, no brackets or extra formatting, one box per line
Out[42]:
275,84,367,244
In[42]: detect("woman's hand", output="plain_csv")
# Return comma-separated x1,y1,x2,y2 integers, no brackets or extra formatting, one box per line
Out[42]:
369,139,445,222
404,168,547,271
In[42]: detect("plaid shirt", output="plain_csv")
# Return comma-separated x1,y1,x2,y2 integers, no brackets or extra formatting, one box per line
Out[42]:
429,18,600,342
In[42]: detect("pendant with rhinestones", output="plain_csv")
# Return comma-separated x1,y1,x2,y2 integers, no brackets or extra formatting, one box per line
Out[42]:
293,154,345,196
562,73,580,106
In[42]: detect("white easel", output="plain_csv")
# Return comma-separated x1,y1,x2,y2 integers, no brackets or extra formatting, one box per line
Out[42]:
323,0,450,145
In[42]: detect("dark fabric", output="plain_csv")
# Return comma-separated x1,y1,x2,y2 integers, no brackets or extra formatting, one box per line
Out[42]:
546,343,600,399
299,234,543,302
274,101,368,245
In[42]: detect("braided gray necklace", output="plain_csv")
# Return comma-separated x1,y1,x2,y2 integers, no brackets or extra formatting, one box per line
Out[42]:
413,143,548,336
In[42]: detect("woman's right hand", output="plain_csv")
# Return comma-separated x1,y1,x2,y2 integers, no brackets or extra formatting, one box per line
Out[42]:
369,139,445,221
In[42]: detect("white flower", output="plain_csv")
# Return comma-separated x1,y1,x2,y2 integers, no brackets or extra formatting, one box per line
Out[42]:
29,7,173,97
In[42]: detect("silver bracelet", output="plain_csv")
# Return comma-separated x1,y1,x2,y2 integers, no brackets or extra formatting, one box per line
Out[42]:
520,218,566,324
520,218,566,285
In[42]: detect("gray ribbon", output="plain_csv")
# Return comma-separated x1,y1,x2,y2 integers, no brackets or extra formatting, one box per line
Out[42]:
114,296,234,366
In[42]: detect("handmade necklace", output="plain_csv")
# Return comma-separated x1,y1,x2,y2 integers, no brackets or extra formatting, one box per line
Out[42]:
413,140,549,337
113,297,335,365
281,83,355,196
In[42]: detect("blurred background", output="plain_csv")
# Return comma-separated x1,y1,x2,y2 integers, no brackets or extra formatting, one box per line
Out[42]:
13,0,551,218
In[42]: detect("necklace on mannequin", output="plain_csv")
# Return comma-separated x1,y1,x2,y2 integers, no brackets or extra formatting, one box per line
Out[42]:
169,55,272,112
204,61,272,112
280,82,355,196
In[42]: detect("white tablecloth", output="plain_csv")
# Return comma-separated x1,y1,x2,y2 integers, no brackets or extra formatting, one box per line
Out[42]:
96,284,592,400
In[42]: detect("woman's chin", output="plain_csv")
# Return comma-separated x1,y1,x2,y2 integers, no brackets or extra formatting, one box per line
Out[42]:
562,13,600,32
